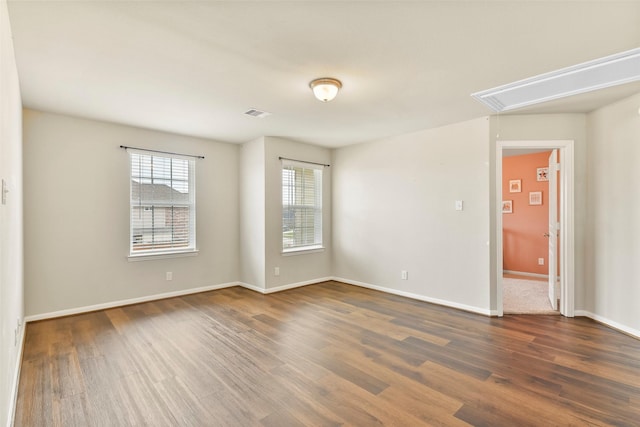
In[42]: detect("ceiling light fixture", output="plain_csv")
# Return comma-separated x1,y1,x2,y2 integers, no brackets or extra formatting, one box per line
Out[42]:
310,78,342,102
471,48,640,112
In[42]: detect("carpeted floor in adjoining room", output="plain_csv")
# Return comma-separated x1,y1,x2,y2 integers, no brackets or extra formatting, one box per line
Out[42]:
503,277,559,314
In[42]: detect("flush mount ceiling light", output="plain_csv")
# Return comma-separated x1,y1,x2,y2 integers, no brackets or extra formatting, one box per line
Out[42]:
472,48,640,112
309,77,342,102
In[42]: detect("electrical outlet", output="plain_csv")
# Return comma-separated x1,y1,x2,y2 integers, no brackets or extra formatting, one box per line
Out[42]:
401,270,408,280
166,272,173,281
538,258,544,266
274,267,280,276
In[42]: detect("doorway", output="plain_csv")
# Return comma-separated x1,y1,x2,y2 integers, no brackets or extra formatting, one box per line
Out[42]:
502,149,557,314
496,140,575,317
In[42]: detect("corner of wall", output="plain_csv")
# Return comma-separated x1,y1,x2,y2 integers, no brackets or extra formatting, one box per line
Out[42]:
584,92,640,333
239,137,266,290
1,2,25,426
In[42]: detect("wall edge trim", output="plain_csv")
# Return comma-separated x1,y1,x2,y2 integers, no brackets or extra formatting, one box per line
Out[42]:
239,277,333,294
7,325,26,427
237,282,264,293
24,282,239,322
503,270,549,279
266,277,333,294
575,310,640,339
333,276,493,316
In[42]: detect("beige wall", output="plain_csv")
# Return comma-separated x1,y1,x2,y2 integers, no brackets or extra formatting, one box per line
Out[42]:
585,92,640,334
0,2,24,425
239,137,266,289
19,104,640,336
332,117,492,313
239,136,332,290
23,110,240,316
13,81,640,427
264,137,332,289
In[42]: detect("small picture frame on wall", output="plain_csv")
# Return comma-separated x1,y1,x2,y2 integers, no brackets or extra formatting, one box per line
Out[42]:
509,179,521,193
529,191,542,205
537,167,549,181
502,200,513,213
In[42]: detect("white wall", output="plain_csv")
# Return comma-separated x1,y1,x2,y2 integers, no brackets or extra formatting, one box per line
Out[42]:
488,114,587,312
239,137,266,289
264,137,332,289
332,117,491,313
23,110,240,317
585,92,640,335
0,2,24,426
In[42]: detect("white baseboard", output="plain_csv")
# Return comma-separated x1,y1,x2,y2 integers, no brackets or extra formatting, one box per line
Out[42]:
333,277,492,316
575,310,640,339
237,282,264,293
26,278,640,342
24,275,492,323
503,270,549,279
24,281,238,322
266,277,333,293
25,277,336,323
8,322,26,427
239,277,333,294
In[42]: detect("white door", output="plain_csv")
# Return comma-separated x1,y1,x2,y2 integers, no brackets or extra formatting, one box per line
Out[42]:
548,150,559,310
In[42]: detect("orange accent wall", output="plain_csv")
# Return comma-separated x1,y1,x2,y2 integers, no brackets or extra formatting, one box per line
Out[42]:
502,151,552,275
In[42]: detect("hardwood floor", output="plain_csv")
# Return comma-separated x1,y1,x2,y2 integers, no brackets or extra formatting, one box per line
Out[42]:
15,281,640,426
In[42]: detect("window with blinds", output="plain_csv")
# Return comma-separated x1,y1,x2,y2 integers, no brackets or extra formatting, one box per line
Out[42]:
129,151,196,255
282,160,323,252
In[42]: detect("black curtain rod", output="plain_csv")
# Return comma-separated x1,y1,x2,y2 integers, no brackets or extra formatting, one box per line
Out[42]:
120,145,205,159
278,156,330,167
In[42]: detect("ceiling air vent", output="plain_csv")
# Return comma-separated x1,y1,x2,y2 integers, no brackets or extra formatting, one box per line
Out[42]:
244,108,271,118
471,47,640,112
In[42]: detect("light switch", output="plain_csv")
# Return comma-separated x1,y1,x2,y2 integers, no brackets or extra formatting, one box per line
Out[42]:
1,179,7,205
455,200,463,211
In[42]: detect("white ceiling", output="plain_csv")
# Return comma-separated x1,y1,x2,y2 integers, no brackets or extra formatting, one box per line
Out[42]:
7,1,640,148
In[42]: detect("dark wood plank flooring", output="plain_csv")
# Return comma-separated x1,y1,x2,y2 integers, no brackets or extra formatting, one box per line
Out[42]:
15,281,640,426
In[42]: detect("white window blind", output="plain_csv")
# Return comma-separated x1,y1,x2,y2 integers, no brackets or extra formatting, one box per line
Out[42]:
129,151,196,255
282,160,323,251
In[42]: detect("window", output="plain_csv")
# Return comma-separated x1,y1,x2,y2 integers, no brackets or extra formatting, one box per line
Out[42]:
129,151,196,256
282,160,323,252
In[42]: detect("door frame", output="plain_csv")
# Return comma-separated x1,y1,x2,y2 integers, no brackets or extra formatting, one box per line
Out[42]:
496,140,575,317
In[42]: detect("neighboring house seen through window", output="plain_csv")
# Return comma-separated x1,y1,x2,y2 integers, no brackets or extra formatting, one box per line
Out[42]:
129,151,196,256
282,160,323,252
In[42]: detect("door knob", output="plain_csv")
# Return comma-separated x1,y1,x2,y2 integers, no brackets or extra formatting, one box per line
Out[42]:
543,232,551,237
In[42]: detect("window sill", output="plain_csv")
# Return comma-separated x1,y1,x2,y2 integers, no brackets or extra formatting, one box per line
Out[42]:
127,249,199,262
282,246,325,256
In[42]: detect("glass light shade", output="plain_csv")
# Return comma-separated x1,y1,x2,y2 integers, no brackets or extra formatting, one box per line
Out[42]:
310,78,342,102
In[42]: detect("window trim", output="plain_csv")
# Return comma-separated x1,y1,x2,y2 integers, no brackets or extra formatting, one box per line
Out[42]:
128,149,196,257
127,249,199,262
282,245,324,256
281,159,323,253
